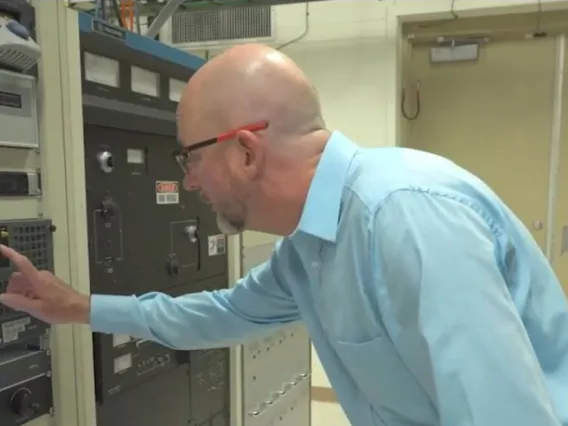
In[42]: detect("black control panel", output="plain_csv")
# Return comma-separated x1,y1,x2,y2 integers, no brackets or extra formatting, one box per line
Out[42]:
79,14,230,426
0,219,55,426
0,375,53,426
94,335,182,400
93,302,187,402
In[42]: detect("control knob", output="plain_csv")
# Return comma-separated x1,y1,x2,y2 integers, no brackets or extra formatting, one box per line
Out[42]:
96,151,114,173
10,388,39,417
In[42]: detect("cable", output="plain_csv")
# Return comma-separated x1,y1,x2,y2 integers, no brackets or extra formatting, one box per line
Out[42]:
94,0,102,19
276,0,310,50
121,0,134,31
533,0,547,37
145,0,186,40
450,0,458,19
416,0,458,29
110,0,124,27
120,0,126,28
536,0,542,32
401,81,421,121
401,0,456,120
135,0,141,33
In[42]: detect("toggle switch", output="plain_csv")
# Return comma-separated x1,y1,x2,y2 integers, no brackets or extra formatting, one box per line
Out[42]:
166,256,179,277
184,225,198,243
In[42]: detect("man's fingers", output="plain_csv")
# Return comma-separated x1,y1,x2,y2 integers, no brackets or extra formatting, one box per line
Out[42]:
7,272,25,287
6,275,30,293
0,292,42,314
0,245,39,279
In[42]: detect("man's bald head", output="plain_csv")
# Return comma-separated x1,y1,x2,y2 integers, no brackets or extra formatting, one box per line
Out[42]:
175,44,330,237
177,44,324,146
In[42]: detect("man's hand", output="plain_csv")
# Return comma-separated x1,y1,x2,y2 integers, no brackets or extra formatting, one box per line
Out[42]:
0,245,90,324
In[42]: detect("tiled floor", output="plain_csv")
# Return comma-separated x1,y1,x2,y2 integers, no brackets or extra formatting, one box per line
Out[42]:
311,401,350,426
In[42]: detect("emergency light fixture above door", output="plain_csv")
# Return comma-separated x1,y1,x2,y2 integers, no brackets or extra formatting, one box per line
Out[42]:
430,43,480,63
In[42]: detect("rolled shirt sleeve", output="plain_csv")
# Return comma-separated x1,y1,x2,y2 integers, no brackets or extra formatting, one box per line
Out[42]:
90,239,301,350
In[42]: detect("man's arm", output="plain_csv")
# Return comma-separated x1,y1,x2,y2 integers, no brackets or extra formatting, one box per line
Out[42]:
90,239,301,350
372,190,560,426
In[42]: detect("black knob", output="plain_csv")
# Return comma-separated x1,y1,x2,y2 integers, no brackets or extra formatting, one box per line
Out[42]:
10,388,38,417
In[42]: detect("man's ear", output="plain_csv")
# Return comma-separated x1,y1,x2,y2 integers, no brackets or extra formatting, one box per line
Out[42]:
236,130,264,177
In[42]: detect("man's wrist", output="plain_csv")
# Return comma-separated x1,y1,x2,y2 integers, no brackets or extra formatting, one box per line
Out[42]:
70,294,91,324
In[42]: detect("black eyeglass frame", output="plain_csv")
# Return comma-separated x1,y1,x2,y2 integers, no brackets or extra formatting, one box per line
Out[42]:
173,120,269,171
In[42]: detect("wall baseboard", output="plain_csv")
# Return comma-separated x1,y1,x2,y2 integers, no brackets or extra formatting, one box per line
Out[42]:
311,386,337,403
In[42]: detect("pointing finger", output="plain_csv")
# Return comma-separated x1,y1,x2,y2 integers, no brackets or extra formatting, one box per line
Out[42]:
0,245,39,280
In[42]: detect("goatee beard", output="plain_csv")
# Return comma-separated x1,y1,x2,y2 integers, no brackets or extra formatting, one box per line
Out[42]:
216,214,242,235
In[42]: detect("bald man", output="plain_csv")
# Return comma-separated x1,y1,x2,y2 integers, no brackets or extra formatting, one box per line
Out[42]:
0,44,567,426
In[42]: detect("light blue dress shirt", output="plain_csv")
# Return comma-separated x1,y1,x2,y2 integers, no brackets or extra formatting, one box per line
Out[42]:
91,131,568,426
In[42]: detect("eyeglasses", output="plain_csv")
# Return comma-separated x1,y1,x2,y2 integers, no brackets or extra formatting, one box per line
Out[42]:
173,120,269,172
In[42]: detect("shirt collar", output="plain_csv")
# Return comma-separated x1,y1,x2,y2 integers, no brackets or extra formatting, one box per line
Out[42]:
292,131,359,243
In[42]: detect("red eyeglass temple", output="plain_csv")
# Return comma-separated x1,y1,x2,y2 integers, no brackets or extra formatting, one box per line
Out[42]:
216,121,269,143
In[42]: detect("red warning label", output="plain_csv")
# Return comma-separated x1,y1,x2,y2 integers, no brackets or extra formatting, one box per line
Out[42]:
156,181,179,205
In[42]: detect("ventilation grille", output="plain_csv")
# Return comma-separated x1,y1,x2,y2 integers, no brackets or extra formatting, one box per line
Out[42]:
0,47,37,72
171,5,272,44
9,222,52,271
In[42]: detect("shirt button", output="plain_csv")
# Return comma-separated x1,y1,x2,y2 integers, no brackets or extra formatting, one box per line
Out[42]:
311,261,319,268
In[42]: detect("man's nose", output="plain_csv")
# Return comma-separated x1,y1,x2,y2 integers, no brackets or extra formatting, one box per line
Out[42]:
183,171,199,191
